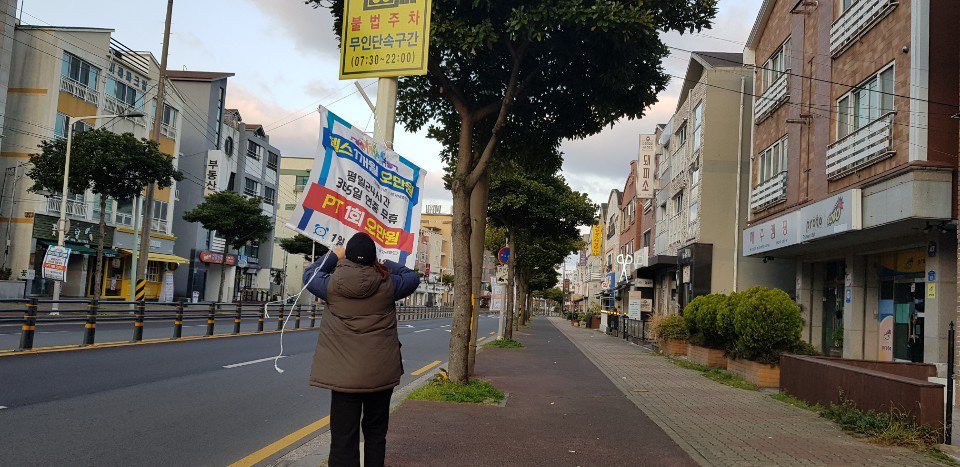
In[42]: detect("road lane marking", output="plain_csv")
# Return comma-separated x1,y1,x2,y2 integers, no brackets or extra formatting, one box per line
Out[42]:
489,332,495,335
476,337,487,344
229,416,330,467
223,356,286,369
0,406,7,410
413,329,430,333
445,330,451,332
411,360,441,376
441,325,450,328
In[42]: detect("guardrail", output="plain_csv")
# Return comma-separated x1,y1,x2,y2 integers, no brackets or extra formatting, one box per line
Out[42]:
0,298,453,351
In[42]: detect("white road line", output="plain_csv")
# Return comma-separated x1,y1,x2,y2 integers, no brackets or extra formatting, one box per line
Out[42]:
445,330,451,333
223,356,286,369
414,329,431,333
441,325,451,328
0,406,7,410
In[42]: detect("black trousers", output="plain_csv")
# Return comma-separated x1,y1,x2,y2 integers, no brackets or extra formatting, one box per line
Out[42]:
329,388,393,467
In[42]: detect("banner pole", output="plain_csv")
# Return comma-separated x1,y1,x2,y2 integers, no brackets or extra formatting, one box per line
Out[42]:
373,77,398,148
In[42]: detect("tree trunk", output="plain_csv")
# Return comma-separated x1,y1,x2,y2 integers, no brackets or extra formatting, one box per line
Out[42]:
446,184,474,384
92,197,107,301
468,171,489,375
217,239,229,303
504,226,516,340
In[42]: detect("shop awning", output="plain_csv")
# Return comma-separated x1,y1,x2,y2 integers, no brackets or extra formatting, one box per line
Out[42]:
38,240,120,257
119,249,189,264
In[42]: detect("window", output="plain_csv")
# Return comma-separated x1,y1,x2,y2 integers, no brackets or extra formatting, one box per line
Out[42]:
263,186,276,205
116,199,134,226
162,104,178,128
672,192,684,216
674,122,687,148
642,230,651,249
152,200,168,222
690,163,701,186
247,141,262,160
146,261,162,283
92,195,113,221
240,240,260,259
837,64,894,139
61,52,99,89
244,177,259,196
761,38,791,92
295,175,309,191
692,102,703,151
267,151,279,170
215,87,225,149
757,137,788,183
689,201,699,225
105,77,141,108
227,172,236,191
54,113,67,139
840,0,854,13
224,137,234,156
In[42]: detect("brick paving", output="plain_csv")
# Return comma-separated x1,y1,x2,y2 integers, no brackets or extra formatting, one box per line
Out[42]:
550,317,939,466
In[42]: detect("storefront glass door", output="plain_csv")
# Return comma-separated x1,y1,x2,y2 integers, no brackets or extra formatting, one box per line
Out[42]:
881,276,924,362
822,261,845,355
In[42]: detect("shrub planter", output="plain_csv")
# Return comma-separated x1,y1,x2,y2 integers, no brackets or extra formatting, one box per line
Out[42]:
727,358,780,388
590,315,601,329
687,344,727,369
658,338,688,357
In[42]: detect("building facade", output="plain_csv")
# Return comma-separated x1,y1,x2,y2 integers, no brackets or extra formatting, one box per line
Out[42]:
743,0,959,367
0,25,187,299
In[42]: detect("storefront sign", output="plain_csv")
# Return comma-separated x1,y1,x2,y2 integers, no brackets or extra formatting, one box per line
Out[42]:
927,283,937,299
339,0,433,79
42,245,71,281
290,106,425,267
639,298,653,313
604,272,616,291
878,298,894,361
199,250,236,266
634,247,649,269
635,278,653,288
33,214,114,247
742,210,799,256
637,134,655,199
627,291,643,319
204,151,221,197
590,224,603,256
799,189,862,242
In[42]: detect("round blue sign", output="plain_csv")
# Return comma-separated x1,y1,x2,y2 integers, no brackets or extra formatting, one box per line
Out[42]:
498,247,511,265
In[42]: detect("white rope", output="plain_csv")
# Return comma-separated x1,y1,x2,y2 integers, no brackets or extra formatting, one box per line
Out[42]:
265,251,331,374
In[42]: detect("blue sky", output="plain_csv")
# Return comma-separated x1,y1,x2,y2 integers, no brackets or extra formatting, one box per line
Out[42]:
24,0,762,208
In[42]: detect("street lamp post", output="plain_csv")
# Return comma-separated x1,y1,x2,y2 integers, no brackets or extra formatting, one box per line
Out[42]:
50,112,146,311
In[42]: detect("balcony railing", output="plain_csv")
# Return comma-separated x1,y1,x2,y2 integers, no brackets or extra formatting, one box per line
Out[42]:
750,171,788,212
151,218,169,234
754,72,788,123
830,0,899,58
668,214,686,247
103,96,145,127
115,212,133,227
160,123,177,139
59,75,99,105
826,112,895,180
46,196,88,218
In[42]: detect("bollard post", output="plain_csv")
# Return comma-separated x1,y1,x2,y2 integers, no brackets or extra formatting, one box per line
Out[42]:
82,299,98,346
206,302,216,336
295,304,302,329
947,321,955,444
276,303,284,330
233,302,242,335
133,300,145,342
18,298,38,351
310,303,317,327
173,299,184,339
257,304,265,332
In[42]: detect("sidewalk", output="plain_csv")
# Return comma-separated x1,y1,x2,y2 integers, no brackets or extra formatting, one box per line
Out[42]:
375,317,939,466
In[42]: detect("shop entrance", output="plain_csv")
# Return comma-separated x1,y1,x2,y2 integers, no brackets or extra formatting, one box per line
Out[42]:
821,261,845,355
878,248,926,362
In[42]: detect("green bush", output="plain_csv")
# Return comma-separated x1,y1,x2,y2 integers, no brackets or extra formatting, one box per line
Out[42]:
731,287,804,364
654,314,689,340
683,293,729,349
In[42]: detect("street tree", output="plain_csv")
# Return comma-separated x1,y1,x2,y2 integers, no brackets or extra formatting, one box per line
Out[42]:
28,129,182,300
183,191,273,302
312,0,717,383
278,234,329,262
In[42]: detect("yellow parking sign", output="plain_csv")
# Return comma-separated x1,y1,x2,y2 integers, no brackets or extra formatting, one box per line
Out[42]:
339,0,432,79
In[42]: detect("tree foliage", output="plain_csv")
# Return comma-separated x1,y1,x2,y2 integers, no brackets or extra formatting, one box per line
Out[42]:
279,234,329,261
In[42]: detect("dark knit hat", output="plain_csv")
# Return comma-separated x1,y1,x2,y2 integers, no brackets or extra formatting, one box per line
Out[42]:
345,232,377,266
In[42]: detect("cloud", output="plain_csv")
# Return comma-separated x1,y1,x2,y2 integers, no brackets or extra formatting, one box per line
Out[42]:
247,0,340,59
226,82,322,157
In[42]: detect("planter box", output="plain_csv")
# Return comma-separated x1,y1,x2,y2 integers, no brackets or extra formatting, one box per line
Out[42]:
728,358,780,388
658,338,687,357
590,315,601,329
687,344,727,369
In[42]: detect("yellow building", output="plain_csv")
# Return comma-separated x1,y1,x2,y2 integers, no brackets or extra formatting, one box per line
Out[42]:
420,206,453,278
272,156,316,301
0,26,188,299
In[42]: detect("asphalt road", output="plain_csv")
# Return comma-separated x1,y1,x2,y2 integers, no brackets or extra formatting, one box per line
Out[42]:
0,314,500,466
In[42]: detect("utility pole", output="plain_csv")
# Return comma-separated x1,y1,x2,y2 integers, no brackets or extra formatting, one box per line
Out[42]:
372,78,398,148
135,0,173,301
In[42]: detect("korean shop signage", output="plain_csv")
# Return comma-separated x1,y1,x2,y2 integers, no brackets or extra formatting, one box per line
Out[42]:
799,189,862,242
204,151,222,197
637,134,655,199
33,214,114,247
742,210,799,256
339,0,433,79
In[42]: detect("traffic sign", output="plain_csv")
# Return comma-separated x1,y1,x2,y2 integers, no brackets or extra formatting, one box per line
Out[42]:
339,0,433,79
498,247,510,265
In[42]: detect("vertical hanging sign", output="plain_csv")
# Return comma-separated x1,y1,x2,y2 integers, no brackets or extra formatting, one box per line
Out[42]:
637,134,655,199
339,0,433,79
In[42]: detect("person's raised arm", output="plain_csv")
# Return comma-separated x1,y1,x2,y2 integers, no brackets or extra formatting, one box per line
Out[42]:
303,249,342,301
383,260,420,300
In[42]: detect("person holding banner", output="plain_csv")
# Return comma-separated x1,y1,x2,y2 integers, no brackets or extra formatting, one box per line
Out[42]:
304,232,420,467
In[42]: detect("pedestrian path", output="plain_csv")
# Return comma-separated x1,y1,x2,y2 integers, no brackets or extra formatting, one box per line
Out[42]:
550,317,936,466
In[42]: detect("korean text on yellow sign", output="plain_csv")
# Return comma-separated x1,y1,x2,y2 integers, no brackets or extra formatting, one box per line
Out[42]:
591,224,603,257
339,0,432,79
